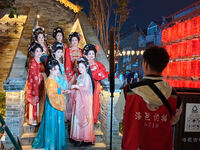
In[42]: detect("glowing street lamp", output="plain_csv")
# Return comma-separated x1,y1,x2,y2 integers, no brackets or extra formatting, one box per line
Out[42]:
122,51,126,56
136,50,140,56
131,51,135,55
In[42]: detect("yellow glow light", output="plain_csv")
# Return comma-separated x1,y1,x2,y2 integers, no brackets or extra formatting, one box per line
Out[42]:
131,51,135,55
136,50,140,56
56,0,83,13
122,51,126,56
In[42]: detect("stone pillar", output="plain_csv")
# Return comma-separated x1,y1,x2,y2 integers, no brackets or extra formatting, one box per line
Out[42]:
3,50,27,148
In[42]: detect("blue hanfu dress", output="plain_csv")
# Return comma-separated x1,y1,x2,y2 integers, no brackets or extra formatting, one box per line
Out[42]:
32,77,67,150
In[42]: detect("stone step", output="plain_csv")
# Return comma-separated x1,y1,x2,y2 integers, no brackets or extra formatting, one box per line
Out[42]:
23,121,101,134
23,123,39,134
22,142,106,150
22,130,104,146
94,121,101,131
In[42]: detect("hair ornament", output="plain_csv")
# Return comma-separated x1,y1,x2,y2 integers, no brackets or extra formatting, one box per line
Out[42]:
53,27,64,39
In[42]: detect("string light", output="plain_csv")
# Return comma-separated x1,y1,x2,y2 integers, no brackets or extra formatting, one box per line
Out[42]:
56,0,83,13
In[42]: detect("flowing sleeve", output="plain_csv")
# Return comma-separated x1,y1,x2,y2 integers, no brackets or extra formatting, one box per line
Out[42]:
92,61,109,81
64,48,74,81
75,74,93,127
26,59,40,105
45,79,66,111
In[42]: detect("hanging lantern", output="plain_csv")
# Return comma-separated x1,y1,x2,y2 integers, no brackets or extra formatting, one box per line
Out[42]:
165,45,172,58
182,20,188,38
186,40,192,56
190,60,197,77
191,16,198,36
181,41,187,57
162,29,167,43
191,38,199,56
167,27,172,42
172,44,178,58
177,22,183,39
177,43,181,57
177,61,181,76
198,38,200,56
171,24,178,41
197,16,200,35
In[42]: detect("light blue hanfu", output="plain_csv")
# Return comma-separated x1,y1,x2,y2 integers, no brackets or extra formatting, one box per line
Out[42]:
56,62,68,93
32,63,68,150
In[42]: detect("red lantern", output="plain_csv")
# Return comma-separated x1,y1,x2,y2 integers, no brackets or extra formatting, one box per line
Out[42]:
191,38,199,56
191,17,198,36
182,61,187,76
197,60,200,77
177,43,181,57
172,44,178,58
177,22,182,39
167,27,172,42
162,29,167,43
198,38,200,56
186,61,191,77
166,45,172,58
171,25,178,41
191,60,197,77
186,40,192,56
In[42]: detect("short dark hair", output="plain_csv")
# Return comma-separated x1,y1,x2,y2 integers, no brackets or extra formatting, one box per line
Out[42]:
143,46,169,73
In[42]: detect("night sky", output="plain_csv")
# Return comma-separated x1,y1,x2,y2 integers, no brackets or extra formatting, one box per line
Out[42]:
72,0,198,32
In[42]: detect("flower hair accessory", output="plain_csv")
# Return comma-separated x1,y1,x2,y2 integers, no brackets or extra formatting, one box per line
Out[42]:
95,45,99,51
68,32,81,42
77,57,90,70
53,27,64,39
83,44,97,55
32,26,46,41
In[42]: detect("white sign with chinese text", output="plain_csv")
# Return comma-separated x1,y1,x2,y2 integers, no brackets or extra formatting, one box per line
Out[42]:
185,103,200,132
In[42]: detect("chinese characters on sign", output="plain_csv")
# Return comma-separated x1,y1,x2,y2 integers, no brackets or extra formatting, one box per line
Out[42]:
185,103,200,132
135,112,168,129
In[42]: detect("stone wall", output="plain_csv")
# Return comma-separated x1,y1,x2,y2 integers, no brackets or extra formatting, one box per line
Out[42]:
100,90,122,150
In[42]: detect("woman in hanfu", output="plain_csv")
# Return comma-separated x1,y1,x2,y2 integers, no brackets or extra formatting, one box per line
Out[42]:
32,26,49,65
51,42,68,104
32,59,68,150
70,57,95,147
26,42,45,125
83,44,109,123
64,32,83,121
52,27,68,56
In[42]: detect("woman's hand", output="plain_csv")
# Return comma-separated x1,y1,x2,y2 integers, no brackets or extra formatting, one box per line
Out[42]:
71,85,79,90
62,90,71,94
